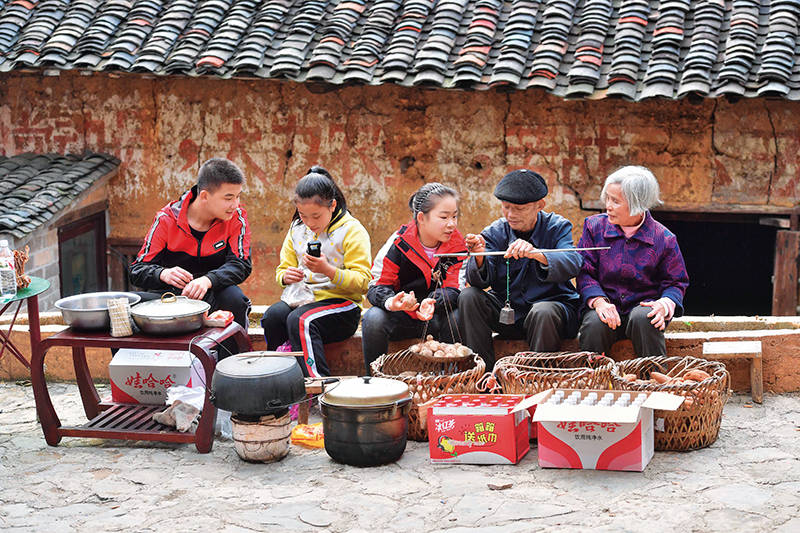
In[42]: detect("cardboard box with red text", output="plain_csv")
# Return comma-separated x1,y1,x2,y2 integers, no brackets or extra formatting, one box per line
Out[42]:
427,394,530,464
527,389,684,471
109,349,205,405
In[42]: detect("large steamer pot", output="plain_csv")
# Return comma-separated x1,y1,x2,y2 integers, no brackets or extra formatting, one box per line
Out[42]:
210,354,306,417
55,292,141,330
130,293,210,335
320,376,412,467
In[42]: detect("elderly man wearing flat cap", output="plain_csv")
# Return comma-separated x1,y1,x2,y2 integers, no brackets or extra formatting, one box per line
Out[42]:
457,169,582,369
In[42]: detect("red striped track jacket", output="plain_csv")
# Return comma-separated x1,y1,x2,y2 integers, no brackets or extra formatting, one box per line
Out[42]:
130,186,252,291
367,221,467,317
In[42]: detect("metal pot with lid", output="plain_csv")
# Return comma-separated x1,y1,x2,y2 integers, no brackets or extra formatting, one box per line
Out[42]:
130,292,210,335
320,376,412,467
210,353,306,418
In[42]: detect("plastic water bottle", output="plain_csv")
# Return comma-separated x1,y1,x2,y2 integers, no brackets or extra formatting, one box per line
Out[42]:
546,395,562,405
0,240,16,302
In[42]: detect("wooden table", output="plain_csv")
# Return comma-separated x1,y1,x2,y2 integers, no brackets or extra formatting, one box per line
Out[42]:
30,323,251,453
0,276,50,370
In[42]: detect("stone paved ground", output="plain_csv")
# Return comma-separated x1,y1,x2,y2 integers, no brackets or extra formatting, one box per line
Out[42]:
1,382,798,532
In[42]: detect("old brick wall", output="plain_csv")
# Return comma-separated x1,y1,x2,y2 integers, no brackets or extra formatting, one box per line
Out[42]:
0,177,109,312
1,72,798,305
11,226,59,309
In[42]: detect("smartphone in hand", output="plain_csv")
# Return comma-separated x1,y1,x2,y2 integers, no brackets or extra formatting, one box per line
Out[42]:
307,240,321,257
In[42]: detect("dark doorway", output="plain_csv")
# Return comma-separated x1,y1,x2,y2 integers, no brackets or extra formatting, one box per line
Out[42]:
58,212,108,297
652,213,777,316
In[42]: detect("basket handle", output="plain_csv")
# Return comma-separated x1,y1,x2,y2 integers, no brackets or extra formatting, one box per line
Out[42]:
476,371,501,393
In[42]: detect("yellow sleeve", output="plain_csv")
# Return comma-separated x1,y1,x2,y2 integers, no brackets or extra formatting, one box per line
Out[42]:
330,221,372,295
275,230,298,288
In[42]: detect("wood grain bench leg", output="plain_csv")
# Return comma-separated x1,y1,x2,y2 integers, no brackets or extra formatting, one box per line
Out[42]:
751,355,763,404
298,401,310,425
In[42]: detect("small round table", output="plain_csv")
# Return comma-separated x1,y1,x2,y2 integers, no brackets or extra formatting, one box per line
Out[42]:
0,276,50,370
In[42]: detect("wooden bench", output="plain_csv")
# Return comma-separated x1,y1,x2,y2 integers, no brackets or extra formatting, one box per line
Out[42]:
702,340,763,403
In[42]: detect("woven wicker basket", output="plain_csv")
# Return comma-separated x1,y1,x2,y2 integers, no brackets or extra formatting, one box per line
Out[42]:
611,356,731,451
487,351,614,394
370,349,486,441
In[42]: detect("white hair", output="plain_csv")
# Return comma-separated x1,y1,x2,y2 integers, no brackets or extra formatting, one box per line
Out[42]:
600,166,662,216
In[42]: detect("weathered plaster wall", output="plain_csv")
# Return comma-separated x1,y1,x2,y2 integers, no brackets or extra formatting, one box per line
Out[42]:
1,72,798,304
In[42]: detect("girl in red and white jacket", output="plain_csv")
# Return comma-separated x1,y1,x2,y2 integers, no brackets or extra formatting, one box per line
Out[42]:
362,183,467,371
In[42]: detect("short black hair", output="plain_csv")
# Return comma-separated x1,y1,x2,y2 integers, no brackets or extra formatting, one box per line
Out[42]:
197,158,244,192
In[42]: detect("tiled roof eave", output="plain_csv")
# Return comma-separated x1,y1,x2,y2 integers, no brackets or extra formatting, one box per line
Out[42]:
0,153,120,240
9,64,795,101
2,0,800,101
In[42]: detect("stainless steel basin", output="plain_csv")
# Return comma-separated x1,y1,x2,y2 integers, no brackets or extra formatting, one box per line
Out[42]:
55,292,141,330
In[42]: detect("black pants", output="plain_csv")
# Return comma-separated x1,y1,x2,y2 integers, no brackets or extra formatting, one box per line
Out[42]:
134,285,251,359
457,287,567,370
361,306,459,373
578,306,667,357
261,298,361,377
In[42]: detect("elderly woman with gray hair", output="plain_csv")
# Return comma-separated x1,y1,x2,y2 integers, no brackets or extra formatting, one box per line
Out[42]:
577,166,689,357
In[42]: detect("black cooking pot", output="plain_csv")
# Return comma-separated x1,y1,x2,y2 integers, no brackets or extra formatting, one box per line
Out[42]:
320,376,412,467
210,353,306,417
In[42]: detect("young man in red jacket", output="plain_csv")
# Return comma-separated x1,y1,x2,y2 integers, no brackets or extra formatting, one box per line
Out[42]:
130,158,252,356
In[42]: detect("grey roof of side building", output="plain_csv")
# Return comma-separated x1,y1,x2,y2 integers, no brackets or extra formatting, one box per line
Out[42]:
0,0,798,101
0,153,120,239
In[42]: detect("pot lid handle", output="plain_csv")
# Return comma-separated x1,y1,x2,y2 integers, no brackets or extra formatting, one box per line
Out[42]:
362,376,371,384
161,292,177,304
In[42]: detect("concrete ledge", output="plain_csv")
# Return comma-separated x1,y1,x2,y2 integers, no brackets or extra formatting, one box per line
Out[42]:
8,309,800,332
2,322,799,393
666,315,800,332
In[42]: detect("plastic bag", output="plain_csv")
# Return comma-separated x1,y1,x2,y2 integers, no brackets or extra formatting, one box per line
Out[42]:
215,408,233,440
166,385,233,439
281,281,315,308
166,385,205,411
290,422,325,448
